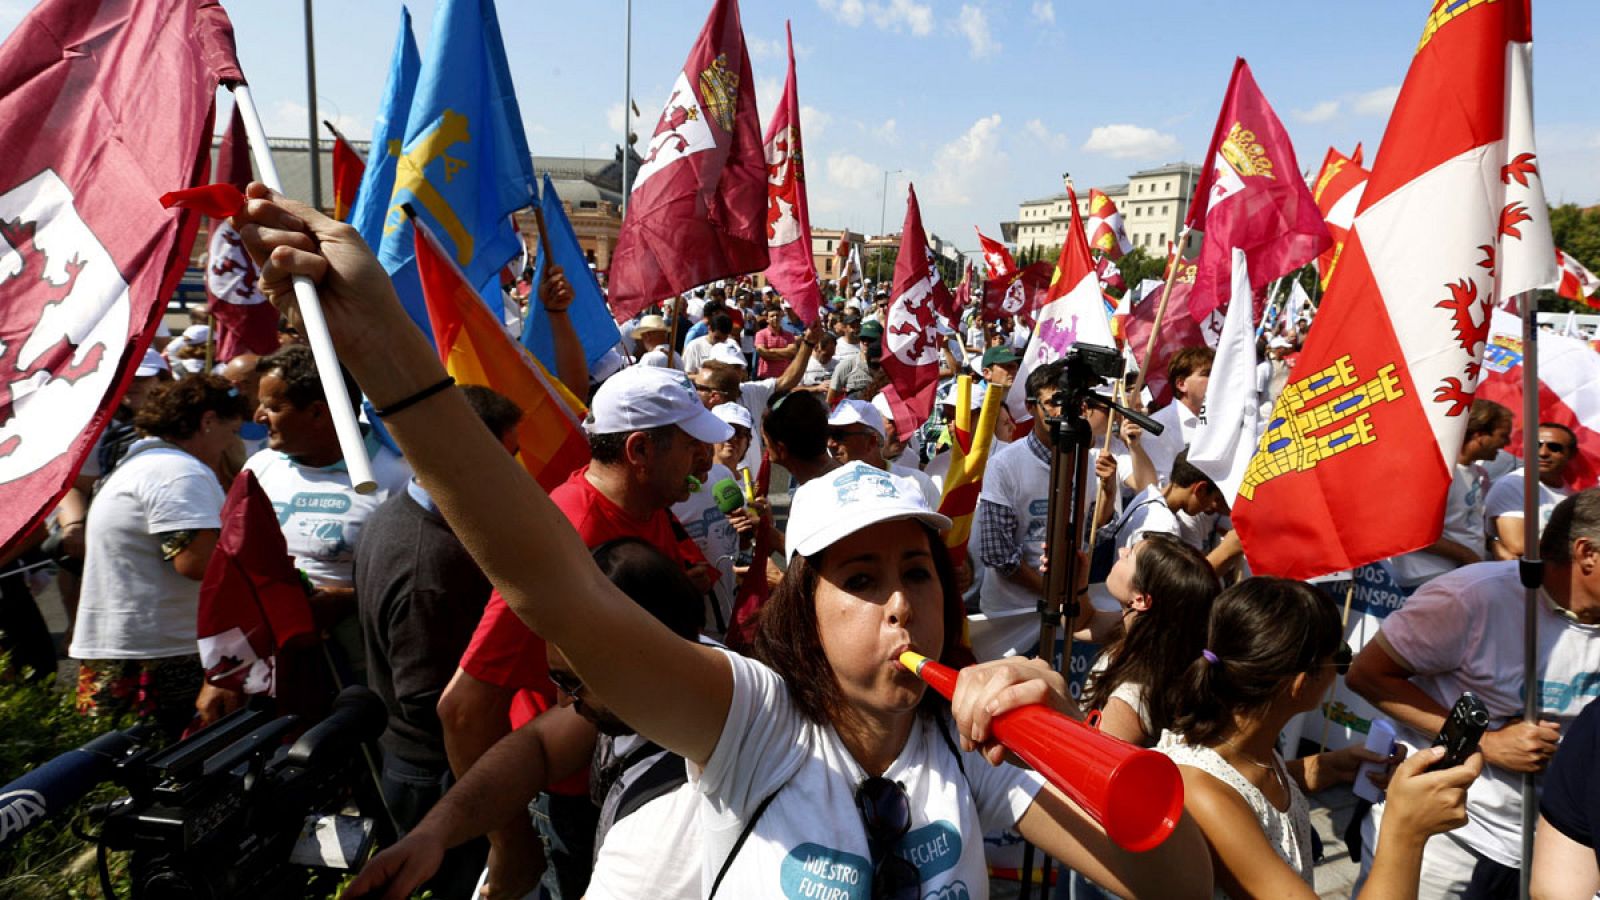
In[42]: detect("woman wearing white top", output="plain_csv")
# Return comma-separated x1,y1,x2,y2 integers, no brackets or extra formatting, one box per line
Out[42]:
236,186,1215,900
1159,577,1484,900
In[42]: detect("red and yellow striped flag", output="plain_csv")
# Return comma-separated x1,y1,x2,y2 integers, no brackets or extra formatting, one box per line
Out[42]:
937,376,1006,567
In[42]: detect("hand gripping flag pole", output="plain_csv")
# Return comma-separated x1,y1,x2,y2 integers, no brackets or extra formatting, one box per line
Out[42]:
1517,291,1541,897
230,83,377,493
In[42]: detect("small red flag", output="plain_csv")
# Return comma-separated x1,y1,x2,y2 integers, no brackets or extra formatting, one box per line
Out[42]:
0,0,240,555
327,124,366,223
204,102,281,360
607,0,769,322
197,471,317,695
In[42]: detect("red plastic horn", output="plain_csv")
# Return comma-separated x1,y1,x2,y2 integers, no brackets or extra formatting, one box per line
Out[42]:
900,651,1184,852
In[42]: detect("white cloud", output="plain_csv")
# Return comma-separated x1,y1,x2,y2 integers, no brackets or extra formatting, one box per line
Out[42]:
1292,100,1341,124
606,102,625,133
1353,85,1401,116
1024,118,1069,152
800,105,831,142
818,0,933,36
873,118,900,145
1031,1,1055,25
263,100,369,141
1081,124,1181,160
749,35,813,62
954,5,998,59
927,114,1006,206
756,77,783,123
826,152,881,192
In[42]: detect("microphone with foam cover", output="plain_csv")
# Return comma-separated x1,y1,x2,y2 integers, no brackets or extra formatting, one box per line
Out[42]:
711,478,746,515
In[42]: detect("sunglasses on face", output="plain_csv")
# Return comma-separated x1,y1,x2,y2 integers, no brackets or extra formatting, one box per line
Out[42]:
1540,441,1572,454
548,668,584,698
856,776,919,900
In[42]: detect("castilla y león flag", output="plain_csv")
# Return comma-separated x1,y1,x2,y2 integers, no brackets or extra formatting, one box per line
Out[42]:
1187,58,1329,321
760,22,821,326
1311,145,1369,291
608,0,768,322
1234,0,1556,580
0,0,239,554
880,184,951,433
207,101,281,360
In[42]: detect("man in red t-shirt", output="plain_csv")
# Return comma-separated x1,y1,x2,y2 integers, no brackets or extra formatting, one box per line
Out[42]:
753,305,798,379
439,366,731,899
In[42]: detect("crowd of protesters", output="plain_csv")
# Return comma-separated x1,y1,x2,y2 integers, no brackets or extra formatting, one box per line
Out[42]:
1,182,1595,900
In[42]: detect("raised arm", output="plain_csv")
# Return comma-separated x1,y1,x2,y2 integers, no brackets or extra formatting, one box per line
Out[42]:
234,186,732,766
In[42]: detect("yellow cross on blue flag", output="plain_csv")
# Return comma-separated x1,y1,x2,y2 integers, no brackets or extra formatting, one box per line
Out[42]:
376,0,534,339
349,6,419,259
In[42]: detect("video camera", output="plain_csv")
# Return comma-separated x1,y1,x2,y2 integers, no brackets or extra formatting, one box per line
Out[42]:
1050,342,1161,436
0,686,386,899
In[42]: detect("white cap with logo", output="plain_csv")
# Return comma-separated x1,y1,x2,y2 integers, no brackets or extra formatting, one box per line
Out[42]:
785,461,950,559
586,366,733,444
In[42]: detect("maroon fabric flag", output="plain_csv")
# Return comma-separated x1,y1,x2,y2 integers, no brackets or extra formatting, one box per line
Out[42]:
206,102,280,361
982,261,1052,323
760,23,821,325
1124,257,1219,409
880,184,947,433
196,471,316,695
0,0,239,554
607,0,768,322
1186,58,1330,321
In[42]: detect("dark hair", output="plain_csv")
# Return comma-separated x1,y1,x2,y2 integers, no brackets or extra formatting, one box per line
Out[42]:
1465,400,1512,438
133,374,251,441
751,523,968,725
1168,448,1216,490
257,344,361,417
1083,535,1220,737
1169,577,1342,745
1538,421,1579,451
1167,346,1215,393
1025,359,1066,402
588,423,677,464
700,300,725,320
460,384,523,440
762,391,828,460
591,538,703,638
1541,489,1600,564
710,313,734,336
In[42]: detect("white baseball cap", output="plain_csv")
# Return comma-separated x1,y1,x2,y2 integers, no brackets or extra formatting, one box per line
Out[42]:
709,341,748,367
786,461,950,559
135,348,169,377
711,402,754,433
181,323,211,344
586,366,733,444
827,398,887,442
1268,336,1293,350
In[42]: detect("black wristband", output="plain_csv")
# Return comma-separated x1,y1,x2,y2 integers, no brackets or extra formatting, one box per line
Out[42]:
374,376,456,418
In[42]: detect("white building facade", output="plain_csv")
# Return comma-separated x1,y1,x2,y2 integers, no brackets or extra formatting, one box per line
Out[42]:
1006,162,1202,257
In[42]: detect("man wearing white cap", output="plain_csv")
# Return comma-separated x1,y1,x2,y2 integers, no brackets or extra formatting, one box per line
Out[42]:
826,399,940,512
442,364,733,898
670,402,752,636
630,314,673,368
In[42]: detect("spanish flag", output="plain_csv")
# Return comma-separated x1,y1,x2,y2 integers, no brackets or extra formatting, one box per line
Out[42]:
412,214,591,491
937,376,1005,568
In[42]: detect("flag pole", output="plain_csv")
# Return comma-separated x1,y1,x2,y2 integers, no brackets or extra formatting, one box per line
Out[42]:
620,0,633,217
1129,226,1192,401
302,0,323,211
230,83,378,494
1516,289,1541,900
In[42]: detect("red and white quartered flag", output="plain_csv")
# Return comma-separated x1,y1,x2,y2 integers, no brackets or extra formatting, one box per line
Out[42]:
1085,189,1133,260
1234,0,1557,580
1311,144,1370,291
1555,247,1599,309
760,22,821,325
0,0,240,554
1477,308,1599,490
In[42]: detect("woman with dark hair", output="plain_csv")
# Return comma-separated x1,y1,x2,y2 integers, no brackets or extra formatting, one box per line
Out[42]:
233,186,1214,898
1080,534,1220,746
69,374,249,738
1159,577,1483,899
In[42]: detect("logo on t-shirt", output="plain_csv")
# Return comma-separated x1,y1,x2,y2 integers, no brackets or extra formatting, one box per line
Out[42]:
777,822,965,900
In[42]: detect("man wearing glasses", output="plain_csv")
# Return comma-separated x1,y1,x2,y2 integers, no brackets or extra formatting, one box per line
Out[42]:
689,318,823,476
1485,422,1579,560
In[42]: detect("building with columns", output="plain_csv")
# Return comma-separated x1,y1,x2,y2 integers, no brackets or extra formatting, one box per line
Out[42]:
1005,162,1202,257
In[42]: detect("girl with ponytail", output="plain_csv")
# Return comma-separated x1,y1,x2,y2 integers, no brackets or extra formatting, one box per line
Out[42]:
1160,577,1484,899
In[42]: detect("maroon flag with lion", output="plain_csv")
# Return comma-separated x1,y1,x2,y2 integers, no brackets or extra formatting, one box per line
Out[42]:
0,0,240,554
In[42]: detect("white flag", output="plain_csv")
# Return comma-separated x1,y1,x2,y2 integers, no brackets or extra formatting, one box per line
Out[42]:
1188,248,1258,506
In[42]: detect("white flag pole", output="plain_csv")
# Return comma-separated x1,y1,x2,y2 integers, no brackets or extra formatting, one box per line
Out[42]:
231,83,378,494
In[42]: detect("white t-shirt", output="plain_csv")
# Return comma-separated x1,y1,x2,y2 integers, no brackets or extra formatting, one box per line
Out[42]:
1484,468,1571,543
637,346,671,368
1390,461,1490,586
1118,485,1183,551
1377,561,1600,866
682,335,731,374
694,649,1044,898
738,379,777,475
1142,401,1204,486
833,338,862,362
70,440,225,660
588,733,702,900
241,435,411,588
802,354,837,386
972,437,1051,659
672,464,740,633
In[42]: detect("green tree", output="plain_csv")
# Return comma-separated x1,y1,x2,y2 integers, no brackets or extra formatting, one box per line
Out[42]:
1544,202,1600,313
864,247,898,285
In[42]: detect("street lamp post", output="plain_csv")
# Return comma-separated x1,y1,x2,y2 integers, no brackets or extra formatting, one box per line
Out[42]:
876,168,903,285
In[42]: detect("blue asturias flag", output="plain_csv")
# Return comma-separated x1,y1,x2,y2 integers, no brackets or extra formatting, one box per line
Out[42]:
522,173,623,370
376,0,534,339
348,6,419,256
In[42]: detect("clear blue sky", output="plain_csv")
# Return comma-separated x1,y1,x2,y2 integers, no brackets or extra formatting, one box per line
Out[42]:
3,0,1596,251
